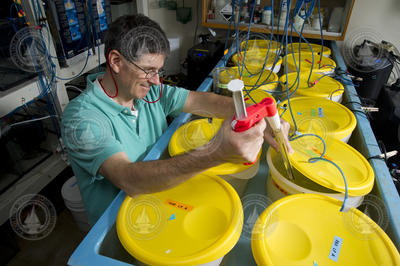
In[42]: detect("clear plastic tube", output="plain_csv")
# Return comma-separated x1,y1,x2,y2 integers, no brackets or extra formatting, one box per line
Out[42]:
274,128,295,181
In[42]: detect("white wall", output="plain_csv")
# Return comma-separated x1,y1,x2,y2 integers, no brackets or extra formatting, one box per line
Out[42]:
339,0,400,55
148,0,207,74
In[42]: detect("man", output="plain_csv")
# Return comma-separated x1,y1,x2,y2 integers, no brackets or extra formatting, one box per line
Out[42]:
62,14,291,226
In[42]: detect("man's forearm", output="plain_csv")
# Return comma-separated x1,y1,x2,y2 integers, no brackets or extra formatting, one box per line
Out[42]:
110,92,251,196
183,91,235,119
108,142,224,196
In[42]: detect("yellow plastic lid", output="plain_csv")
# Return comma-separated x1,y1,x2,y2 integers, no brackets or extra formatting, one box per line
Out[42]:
117,174,243,265
252,194,400,266
168,118,260,175
280,72,344,99
286,43,331,56
244,89,275,105
288,136,374,196
231,49,282,71
279,97,356,141
240,39,280,52
284,52,336,74
230,66,278,92
242,70,278,92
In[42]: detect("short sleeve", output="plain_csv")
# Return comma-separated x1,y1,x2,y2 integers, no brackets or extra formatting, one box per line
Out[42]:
61,103,124,177
159,84,189,117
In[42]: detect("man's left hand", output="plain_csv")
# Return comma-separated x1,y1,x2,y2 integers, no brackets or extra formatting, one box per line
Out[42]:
263,118,294,154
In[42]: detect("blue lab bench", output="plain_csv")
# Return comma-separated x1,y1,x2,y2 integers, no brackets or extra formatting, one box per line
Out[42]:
67,41,400,266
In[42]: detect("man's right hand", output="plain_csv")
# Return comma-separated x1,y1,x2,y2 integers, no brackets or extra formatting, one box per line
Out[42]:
209,117,266,164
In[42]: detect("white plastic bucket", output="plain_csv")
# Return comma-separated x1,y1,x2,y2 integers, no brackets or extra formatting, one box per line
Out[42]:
117,174,242,266
61,176,90,232
266,148,363,209
219,160,260,197
68,206,91,232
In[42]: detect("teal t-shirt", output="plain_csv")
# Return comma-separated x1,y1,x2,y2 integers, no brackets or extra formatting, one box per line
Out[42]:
61,73,189,225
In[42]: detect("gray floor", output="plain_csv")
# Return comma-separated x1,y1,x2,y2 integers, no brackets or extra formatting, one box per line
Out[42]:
6,209,87,266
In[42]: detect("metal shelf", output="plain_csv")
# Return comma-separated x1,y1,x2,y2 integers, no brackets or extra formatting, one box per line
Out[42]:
56,44,106,86
55,44,106,111
0,78,41,117
0,153,68,225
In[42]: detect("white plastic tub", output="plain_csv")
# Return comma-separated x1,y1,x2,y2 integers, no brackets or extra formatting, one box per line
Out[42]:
266,148,363,210
219,160,260,197
61,176,91,232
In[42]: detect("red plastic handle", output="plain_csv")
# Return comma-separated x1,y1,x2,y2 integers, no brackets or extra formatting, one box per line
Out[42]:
232,97,277,165
232,97,276,132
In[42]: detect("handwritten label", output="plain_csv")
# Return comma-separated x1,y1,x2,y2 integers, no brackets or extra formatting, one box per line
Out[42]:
318,107,324,117
329,236,343,262
166,199,194,212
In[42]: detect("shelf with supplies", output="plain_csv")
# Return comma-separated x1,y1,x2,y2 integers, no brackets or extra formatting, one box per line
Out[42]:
0,0,110,227
202,0,355,41
0,0,140,230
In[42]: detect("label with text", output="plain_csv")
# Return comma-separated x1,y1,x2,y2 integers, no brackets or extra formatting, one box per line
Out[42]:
329,236,343,262
166,199,194,212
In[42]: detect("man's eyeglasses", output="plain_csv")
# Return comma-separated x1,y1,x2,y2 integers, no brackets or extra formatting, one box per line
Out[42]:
129,60,165,79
